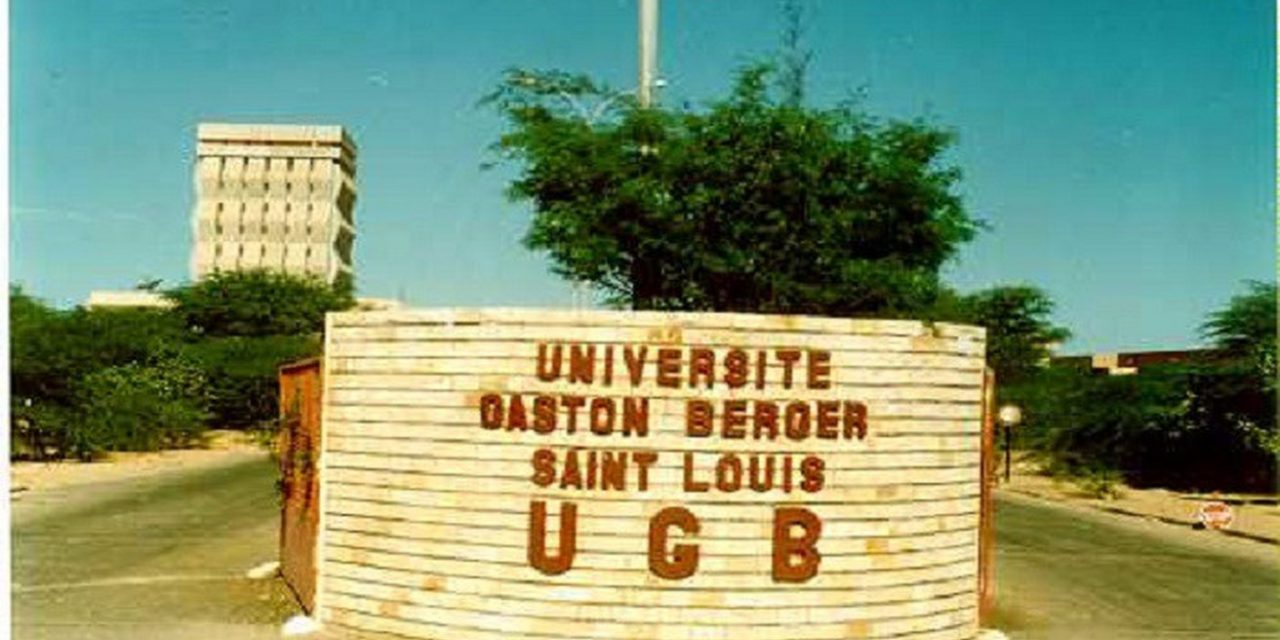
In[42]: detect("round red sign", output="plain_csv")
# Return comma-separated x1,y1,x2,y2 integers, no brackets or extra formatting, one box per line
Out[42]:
1196,501,1234,530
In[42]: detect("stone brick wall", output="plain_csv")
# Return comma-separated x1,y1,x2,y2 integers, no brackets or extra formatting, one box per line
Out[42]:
317,308,986,640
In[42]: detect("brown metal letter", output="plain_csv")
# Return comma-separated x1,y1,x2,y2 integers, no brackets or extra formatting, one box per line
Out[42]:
648,507,700,580
772,507,822,582
656,348,682,388
479,394,503,429
528,500,578,575
536,344,562,382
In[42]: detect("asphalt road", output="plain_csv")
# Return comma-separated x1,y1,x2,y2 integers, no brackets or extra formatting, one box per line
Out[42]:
13,453,1279,640
992,492,1280,639
11,453,299,640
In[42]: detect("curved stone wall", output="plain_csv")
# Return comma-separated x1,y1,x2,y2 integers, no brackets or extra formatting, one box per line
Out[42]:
318,309,986,640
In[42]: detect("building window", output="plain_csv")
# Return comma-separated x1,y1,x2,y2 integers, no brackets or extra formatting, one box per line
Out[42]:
216,202,224,212
261,224,268,234
215,224,223,234
214,245,222,256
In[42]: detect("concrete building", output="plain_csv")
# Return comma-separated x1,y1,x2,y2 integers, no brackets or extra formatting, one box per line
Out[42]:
191,123,356,284
85,290,173,309
1052,348,1221,375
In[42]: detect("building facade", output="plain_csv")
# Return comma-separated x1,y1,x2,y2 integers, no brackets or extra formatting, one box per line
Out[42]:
1052,348,1220,375
85,290,173,309
190,123,356,284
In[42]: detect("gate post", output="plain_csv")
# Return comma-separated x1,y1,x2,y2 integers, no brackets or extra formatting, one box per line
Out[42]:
979,367,997,624
278,357,323,613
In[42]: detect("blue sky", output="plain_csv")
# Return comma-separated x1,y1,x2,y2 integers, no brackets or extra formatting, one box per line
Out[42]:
10,0,1274,353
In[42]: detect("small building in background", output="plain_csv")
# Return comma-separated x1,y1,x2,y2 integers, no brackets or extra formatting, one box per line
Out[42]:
190,123,357,285
354,297,407,311
1052,348,1220,375
85,290,174,309
85,289,402,313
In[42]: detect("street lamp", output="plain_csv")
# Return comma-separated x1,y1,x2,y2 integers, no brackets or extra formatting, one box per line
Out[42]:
997,404,1022,483
514,74,666,311
513,71,667,126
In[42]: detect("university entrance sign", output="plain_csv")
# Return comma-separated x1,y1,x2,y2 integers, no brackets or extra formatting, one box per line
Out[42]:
316,308,987,639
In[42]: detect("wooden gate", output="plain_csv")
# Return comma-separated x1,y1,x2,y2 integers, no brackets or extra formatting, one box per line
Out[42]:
278,357,323,613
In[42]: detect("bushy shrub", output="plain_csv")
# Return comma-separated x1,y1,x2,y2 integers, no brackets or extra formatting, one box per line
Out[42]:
179,335,320,428
69,358,210,459
159,271,347,430
1152,362,1277,491
11,273,346,460
11,288,186,408
10,402,77,461
1009,361,1276,493
1074,467,1125,500
164,270,353,337
11,288,195,460
1005,366,1181,477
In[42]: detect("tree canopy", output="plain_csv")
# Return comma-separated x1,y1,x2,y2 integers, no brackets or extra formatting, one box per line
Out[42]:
12,270,353,458
1202,280,1276,353
485,64,982,315
163,269,354,337
1201,280,1277,387
10,286,186,407
941,285,1071,384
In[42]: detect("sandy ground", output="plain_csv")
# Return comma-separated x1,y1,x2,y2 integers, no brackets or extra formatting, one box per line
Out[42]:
999,454,1280,545
10,430,268,495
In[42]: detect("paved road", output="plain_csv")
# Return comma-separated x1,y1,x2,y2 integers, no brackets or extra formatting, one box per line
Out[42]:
14,453,1279,640
992,492,1280,639
12,453,299,640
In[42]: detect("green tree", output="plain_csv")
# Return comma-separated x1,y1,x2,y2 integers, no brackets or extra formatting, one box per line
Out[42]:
485,64,981,315
949,285,1071,384
10,287,186,407
1201,280,1276,384
1008,281,1277,492
179,335,320,428
163,269,354,337
71,358,210,459
10,286,196,459
163,270,349,427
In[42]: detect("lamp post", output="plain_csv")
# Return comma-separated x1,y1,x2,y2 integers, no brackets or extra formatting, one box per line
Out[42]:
997,404,1022,483
516,77,666,312
638,0,659,107
516,82,660,311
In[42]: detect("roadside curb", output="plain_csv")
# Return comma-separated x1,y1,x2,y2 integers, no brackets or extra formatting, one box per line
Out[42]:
1001,487,1280,546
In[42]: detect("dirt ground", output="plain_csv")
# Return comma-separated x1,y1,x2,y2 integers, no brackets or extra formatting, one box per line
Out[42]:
10,430,266,495
1000,453,1280,545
